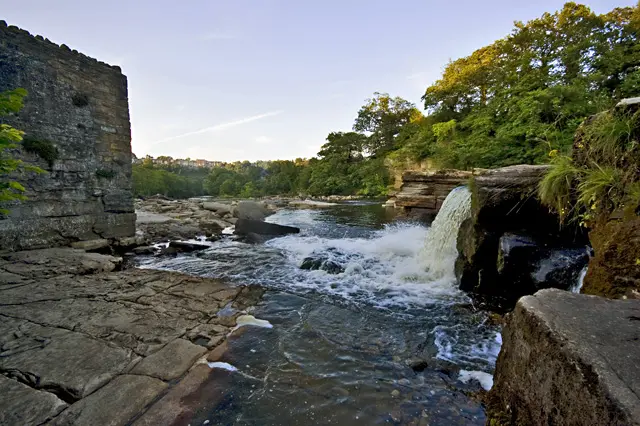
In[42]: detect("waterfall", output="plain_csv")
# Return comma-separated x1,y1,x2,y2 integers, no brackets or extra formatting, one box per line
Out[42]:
571,266,588,293
421,186,473,281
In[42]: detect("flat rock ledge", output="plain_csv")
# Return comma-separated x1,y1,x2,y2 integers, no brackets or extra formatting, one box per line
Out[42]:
0,248,264,426
487,289,640,425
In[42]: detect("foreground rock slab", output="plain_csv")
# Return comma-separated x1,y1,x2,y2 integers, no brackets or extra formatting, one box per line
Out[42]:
488,289,640,425
0,375,67,425
0,248,264,425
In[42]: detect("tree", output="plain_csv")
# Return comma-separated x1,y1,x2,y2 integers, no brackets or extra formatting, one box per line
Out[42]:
353,92,422,156
317,132,366,162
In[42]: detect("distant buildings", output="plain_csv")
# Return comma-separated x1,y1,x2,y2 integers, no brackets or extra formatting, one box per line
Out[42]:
131,155,222,169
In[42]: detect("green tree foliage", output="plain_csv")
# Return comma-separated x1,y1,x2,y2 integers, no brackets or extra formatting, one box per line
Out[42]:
421,2,640,169
354,93,422,156
0,88,42,214
132,162,209,198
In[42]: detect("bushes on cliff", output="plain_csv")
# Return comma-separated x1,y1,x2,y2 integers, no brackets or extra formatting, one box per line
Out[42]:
539,106,640,223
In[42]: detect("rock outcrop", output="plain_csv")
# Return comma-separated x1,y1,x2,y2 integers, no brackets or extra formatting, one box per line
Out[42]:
0,22,135,251
488,289,640,425
455,165,588,306
393,169,474,219
574,98,640,299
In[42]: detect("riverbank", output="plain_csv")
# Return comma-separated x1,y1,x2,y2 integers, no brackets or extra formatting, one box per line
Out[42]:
0,247,264,425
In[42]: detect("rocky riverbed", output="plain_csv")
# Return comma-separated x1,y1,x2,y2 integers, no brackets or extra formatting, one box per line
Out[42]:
0,247,264,425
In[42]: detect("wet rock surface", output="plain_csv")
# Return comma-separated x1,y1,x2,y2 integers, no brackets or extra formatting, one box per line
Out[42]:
0,248,264,425
488,289,640,425
584,216,640,298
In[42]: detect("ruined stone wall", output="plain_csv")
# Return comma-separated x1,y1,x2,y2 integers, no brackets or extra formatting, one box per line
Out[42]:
0,21,135,250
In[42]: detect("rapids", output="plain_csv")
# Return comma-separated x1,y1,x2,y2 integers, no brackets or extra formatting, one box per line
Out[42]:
137,196,502,425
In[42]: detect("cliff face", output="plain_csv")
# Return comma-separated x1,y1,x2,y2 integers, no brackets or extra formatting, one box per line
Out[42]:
0,22,134,250
393,169,473,219
577,98,640,298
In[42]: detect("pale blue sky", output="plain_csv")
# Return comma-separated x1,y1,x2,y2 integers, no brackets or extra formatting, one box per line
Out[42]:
1,0,635,161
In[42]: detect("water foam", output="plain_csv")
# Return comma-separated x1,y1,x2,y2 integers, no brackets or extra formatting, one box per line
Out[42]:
420,186,472,282
458,370,494,391
571,266,588,293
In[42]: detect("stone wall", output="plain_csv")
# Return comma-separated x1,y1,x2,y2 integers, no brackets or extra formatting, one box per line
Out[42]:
0,21,134,250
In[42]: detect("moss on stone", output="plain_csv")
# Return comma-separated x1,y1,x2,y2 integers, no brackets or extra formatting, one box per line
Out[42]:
96,169,117,179
71,92,89,107
21,137,58,167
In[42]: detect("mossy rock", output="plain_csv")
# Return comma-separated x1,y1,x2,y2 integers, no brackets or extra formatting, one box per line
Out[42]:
583,216,640,298
22,137,59,167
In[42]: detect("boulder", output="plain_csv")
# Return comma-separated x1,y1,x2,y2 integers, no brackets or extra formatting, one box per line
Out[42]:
168,241,210,253
300,255,344,274
234,219,299,237
487,289,640,425
234,201,271,221
202,201,232,215
132,246,156,255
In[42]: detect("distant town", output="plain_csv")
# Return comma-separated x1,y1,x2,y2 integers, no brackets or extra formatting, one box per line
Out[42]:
132,154,225,168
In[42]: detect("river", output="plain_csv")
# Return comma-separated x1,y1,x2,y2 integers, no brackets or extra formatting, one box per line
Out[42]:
137,192,502,425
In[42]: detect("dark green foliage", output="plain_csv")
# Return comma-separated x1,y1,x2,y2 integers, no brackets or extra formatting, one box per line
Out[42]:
133,160,210,199
21,137,59,167
95,169,117,179
71,92,89,107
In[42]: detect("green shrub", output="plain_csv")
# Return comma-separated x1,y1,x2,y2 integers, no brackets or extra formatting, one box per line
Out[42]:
95,169,116,179
21,137,59,167
538,155,581,221
539,107,640,224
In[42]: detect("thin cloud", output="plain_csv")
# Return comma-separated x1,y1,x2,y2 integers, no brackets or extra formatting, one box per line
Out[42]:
203,32,236,41
407,71,428,80
151,110,284,146
255,136,273,144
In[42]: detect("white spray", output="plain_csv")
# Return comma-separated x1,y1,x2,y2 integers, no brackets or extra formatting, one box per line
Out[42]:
421,186,473,281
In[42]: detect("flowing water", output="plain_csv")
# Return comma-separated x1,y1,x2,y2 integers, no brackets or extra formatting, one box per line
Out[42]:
138,192,502,425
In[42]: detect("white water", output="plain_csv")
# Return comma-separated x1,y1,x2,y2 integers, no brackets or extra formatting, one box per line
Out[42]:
571,266,588,293
420,187,473,281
